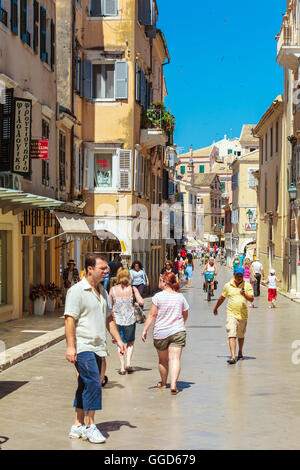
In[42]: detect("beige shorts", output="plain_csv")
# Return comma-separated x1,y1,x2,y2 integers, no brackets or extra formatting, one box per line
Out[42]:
226,317,247,339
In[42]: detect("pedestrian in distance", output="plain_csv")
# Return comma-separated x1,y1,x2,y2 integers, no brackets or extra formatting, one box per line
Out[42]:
108,254,123,291
243,258,256,308
109,267,144,374
213,266,254,365
142,272,189,395
63,259,80,303
202,257,218,295
266,269,282,308
232,254,241,270
184,253,194,288
252,258,265,297
65,253,126,444
174,254,184,280
130,260,149,297
161,260,179,283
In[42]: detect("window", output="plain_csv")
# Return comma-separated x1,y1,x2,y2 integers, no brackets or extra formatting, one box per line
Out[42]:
265,132,268,161
0,0,8,26
93,64,114,99
275,168,279,211
228,149,232,154
180,165,185,175
42,119,49,186
75,53,82,93
90,0,118,17
59,132,66,190
0,88,13,171
237,151,241,157
264,175,267,213
276,120,279,153
221,182,226,192
33,0,39,54
152,174,156,203
11,0,18,34
270,127,273,157
94,153,112,188
199,165,204,173
0,231,7,305
40,6,47,62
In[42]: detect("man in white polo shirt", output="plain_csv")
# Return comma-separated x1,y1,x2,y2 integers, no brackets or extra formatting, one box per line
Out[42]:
65,253,125,444
252,258,264,297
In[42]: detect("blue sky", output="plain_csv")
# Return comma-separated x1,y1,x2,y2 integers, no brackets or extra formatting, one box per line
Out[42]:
157,0,287,152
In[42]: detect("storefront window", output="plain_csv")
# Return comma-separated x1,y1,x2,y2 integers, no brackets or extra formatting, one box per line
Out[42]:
94,153,112,188
0,231,7,305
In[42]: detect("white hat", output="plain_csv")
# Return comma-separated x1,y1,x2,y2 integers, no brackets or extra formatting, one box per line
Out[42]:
270,269,275,274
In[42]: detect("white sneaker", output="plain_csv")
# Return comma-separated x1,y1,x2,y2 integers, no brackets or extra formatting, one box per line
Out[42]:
82,424,106,443
69,424,86,439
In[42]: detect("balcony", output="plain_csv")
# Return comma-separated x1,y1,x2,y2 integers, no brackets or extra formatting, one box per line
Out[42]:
276,20,300,71
140,104,175,150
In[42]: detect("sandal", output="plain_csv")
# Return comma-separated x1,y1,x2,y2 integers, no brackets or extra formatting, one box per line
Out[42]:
125,367,134,374
101,375,108,387
157,382,167,389
170,388,179,395
118,370,126,375
227,359,236,365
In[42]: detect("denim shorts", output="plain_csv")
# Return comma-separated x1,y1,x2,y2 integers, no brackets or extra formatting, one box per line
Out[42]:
117,323,136,344
74,352,102,411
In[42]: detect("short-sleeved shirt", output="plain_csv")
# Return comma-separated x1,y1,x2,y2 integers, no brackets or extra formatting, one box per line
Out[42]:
64,277,111,357
252,261,263,274
152,291,189,340
130,269,146,286
221,278,254,320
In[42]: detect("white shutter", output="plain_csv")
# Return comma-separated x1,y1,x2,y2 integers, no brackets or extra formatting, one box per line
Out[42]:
248,168,258,188
134,150,139,192
83,149,90,190
75,145,79,190
118,149,132,191
103,0,118,16
115,61,128,99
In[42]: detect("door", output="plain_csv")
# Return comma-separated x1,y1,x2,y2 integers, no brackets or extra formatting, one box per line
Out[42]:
22,236,30,313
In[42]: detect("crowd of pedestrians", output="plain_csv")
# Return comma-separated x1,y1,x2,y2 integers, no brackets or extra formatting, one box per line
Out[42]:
63,245,278,444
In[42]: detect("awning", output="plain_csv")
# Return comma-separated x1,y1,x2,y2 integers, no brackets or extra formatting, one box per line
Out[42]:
55,212,92,242
0,188,64,215
166,238,176,245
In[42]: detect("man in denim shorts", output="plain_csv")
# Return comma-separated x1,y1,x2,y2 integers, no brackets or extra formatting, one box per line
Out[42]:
65,253,125,444
213,267,254,365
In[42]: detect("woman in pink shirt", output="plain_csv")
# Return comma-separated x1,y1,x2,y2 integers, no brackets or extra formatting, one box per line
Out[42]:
243,258,255,308
142,272,189,395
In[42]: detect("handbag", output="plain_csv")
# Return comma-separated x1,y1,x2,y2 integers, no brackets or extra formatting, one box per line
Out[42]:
250,269,257,284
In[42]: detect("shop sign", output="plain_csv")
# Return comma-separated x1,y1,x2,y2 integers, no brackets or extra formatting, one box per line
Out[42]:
13,99,32,174
245,223,257,231
31,139,49,159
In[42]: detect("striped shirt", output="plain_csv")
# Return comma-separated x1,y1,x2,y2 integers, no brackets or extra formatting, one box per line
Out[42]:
152,291,189,340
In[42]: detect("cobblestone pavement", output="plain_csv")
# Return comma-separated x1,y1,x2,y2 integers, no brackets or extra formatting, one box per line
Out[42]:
1,261,300,450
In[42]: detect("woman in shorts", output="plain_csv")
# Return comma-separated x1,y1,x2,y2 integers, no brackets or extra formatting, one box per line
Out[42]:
109,268,144,375
142,272,189,395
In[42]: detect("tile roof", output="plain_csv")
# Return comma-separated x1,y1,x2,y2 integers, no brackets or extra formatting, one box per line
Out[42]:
194,173,218,186
240,125,259,145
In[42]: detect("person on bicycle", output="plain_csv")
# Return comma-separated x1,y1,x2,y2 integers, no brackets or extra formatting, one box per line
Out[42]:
202,257,218,296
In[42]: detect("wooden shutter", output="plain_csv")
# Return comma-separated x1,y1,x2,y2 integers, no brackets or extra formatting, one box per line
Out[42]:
90,0,101,16
140,155,145,194
115,61,128,100
40,6,47,62
11,0,18,34
138,0,152,25
134,149,139,192
140,70,146,108
138,154,143,194
136,64,141,103
50,19,55,70
119,149,132,191
83,60,92,99
0,88,13,171
33,0,39,53
103,0,117,16
20,0,27,42
83,148,90,190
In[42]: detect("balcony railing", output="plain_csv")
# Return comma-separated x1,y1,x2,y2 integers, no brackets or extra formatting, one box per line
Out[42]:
0,8,8,26
276,19,300,70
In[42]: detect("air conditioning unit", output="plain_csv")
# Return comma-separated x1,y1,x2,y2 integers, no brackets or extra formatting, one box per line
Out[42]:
0,172,22,191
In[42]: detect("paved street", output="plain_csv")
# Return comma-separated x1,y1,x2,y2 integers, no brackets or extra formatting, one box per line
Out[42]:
1,261,300,450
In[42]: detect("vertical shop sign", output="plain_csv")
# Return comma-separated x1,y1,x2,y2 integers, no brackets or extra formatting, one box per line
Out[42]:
13,98,32,174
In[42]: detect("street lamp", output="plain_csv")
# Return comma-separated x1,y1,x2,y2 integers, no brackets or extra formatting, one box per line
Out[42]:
288,182,297,202
246,209,253,223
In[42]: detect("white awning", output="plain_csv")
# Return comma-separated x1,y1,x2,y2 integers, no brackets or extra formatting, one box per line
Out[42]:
55,213,92,242
0,188,64,215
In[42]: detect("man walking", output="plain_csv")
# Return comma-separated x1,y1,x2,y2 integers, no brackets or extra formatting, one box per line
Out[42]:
108,253,123,290
251,258,264,296
65,253,126,444
213,267,254,364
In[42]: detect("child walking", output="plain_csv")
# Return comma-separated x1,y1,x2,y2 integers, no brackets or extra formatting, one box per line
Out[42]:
266,269,281,308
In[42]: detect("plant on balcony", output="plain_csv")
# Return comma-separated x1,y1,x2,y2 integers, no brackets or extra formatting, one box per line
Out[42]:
30,284,47,301
141,102,175,135
46,283,62,300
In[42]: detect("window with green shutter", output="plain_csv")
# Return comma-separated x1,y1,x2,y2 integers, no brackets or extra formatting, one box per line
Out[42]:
228,149,232,154
180,165,185,175
199,165,204,173
221,182,225,192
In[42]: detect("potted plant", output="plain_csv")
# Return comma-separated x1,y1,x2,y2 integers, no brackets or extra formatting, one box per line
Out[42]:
30,284,47,316
45,283,62,312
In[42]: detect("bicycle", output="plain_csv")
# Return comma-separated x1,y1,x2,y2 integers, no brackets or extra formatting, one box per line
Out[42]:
203,273,216,302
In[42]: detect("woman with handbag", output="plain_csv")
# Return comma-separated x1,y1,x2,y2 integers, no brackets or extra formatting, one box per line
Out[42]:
109,268,144,375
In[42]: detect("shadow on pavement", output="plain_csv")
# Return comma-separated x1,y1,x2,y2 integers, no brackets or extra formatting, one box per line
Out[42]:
0,381,29,399
216,355,256,361
103,381,125,390
97,421,137,439
131,366,152,372
176,381,195,391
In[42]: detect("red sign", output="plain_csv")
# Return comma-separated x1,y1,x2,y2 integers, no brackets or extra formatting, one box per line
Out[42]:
31,139,49,159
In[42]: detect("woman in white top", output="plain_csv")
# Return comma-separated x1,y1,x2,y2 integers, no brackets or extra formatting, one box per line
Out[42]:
109,268,144,374
266,269,282,308
142,271,189,395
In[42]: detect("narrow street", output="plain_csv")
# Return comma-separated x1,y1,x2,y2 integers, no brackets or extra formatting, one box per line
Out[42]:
1,261,300,450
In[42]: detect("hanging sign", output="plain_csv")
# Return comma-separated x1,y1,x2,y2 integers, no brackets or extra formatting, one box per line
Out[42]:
13,98,32,174
31,139,49,159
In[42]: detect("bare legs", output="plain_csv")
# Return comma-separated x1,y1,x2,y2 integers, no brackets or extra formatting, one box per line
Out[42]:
157,346,183,392
229,337,244,361
118,341,135,372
